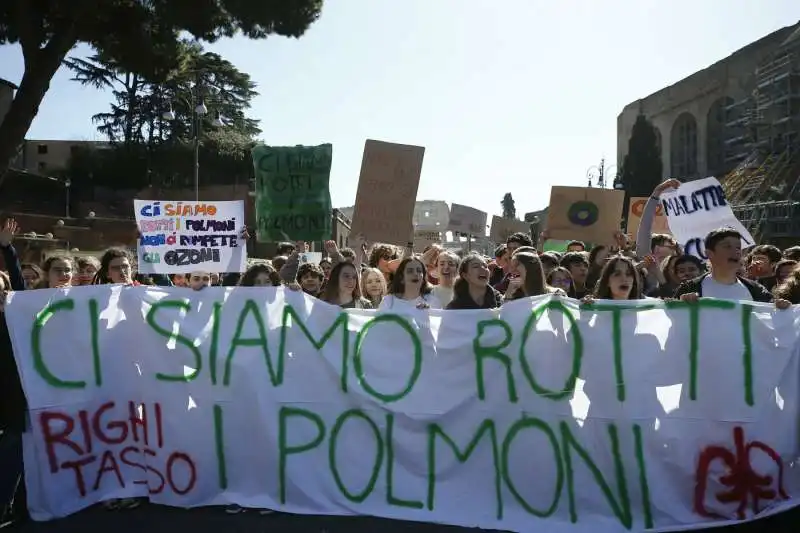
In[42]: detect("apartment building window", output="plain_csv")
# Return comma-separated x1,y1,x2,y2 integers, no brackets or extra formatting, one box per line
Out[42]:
37,144,48,155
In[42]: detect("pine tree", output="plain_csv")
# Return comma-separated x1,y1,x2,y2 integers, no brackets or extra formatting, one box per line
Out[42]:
501,193,517,219
618,114,663,197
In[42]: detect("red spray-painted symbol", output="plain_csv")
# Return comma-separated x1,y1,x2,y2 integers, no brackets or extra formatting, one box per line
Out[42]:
694,426,788,520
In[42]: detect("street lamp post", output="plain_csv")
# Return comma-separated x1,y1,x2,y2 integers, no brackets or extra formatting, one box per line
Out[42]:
162,86,224,202
64,178,71,218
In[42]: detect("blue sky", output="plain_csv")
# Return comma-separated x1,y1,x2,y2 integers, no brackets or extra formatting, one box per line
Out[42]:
1,1,799,217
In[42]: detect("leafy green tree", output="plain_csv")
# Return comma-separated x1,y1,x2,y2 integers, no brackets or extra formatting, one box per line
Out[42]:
617,114,663,197
501,192,517,219
0,0,322,184
65,40,261,145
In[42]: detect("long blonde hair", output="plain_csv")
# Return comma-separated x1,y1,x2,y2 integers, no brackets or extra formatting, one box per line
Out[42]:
360,267,387,306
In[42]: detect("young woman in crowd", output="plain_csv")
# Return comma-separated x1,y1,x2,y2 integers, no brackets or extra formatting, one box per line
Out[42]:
360,267,387,308
431,250,459,307
546,266,573,295
775,259,798,286
321,262,372,308
379,256,441,310
446,253,503,309
38,255,75,289
239,263,282,287
774,263,800,304
75,256,100,286
584,255,644,302
504,251,554,301
20,263,42,289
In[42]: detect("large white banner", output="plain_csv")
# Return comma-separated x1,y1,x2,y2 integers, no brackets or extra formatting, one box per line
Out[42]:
134,200,247,274
660,177,755,258
5,287,800,533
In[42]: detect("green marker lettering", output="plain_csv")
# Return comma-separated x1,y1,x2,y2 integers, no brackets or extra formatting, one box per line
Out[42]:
224,299,280,386
280,306,350,392
145,299,202,382
31,298,85,388
207,302,222,385
632,424,653,529
581,303,658,402
88,298,103,387
473,319,518,403
666,299,735,401
427,419,502,518
329,409,383,503
385,413,423,509
740,303,755,407
278,406,326,504
560,422,632,528
520,300,583,400
501,417,563,517
213,404,228,489
353,314,422,403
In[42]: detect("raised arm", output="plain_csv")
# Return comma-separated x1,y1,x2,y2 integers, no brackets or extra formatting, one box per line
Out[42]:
0,219,25,291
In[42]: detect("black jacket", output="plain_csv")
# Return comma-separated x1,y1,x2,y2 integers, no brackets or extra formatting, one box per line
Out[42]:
1,243,28,432
446,285,504,310
673,273,773,303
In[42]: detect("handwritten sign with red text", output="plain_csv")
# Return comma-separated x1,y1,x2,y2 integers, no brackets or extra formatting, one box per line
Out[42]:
134,200,246,274
6,289,800,531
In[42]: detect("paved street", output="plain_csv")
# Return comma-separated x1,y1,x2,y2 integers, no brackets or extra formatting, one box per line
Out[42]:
2,503,798,533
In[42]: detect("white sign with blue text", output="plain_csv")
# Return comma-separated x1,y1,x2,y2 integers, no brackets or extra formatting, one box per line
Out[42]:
659,177,754,259
134,199,247,274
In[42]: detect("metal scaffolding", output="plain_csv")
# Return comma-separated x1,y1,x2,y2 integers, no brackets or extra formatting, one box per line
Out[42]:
721,26,800,244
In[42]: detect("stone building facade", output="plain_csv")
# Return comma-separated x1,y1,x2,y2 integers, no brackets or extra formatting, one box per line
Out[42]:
617,21,800,182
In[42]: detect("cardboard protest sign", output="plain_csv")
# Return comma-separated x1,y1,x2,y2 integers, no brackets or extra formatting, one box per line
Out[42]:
252,144,333,242
412,229,441,253
546,186,625,244
134,200,246,274
489,215,530,243
627,197,671,237
7,288,800,532
660,177,755,258
350,140,425,245
448,204,487,236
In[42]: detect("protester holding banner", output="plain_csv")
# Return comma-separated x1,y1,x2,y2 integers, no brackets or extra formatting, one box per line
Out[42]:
584,255,645,302
360,267,387,307
445,253,503,309
431,250,459,307
238,263,282,287
379,256,440,310
320,261,373,309
503,251,552,301
674,228,790,308
92,248,137,286
37,255,75,289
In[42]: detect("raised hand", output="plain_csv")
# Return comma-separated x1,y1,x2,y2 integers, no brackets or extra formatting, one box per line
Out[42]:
0,218,19,247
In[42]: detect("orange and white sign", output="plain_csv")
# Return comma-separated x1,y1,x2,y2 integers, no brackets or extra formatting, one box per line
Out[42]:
627,197,670,237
